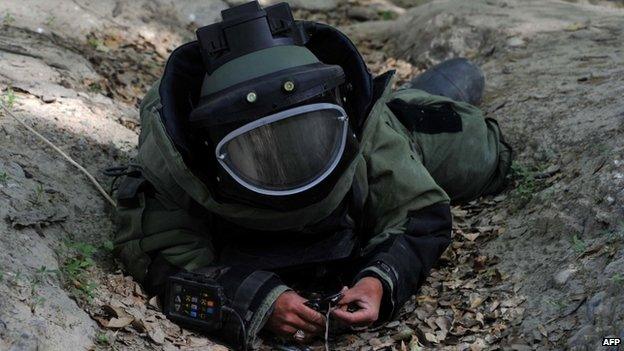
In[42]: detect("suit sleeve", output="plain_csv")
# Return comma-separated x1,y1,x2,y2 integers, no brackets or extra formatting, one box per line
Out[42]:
355,106,452,321
113,172,288,349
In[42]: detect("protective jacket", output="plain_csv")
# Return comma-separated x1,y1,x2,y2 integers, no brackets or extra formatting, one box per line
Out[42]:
113,24,511,348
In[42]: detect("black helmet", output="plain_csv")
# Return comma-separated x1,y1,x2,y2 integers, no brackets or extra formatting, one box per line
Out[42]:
189,1,360,209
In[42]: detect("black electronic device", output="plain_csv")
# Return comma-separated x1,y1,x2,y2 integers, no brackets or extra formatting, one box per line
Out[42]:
304,291,343,314
164,272,226,330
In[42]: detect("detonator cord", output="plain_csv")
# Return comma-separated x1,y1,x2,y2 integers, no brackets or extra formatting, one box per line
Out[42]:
223,306,248,351
0,103,117,208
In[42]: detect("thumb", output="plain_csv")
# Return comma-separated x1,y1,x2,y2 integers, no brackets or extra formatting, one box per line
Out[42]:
337,288,358,305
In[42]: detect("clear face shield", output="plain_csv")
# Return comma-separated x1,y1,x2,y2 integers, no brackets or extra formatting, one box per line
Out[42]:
215,103,349,196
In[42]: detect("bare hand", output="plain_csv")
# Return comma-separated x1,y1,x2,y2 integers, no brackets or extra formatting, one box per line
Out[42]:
266,291,326,342
332,277,383,326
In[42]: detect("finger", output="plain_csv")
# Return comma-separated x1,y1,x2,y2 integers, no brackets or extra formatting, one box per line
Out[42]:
295,305,326,328
332,307,375,325
337,289,358,305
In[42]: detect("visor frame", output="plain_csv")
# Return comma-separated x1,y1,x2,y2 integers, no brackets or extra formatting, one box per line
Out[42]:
215,102,349,196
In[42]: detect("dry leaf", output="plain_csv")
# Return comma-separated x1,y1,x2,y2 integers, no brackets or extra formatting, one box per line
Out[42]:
475,312,484,326
538,324,548,337
424,332,438,343
148,326,166,345
409,336,422,351
148,296,161,310
188,336,211,347
462,233,480,241
564,22,588,32
94,316,110,328
131,319,147,333
369,338,383,347
470,338,486,351
489,300,500,313
386,321,400,329
106,316,134,329
434,316,450,332
469,294,484,309
392,328,414,341
102,304,129,318
134,283,146,297
373,341,396,351
473,255,488,271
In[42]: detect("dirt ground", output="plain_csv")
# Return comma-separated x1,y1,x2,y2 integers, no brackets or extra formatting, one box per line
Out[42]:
0,0,623,350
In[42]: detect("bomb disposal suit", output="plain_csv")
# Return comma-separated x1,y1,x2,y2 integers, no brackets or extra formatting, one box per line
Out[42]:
113,1,512,348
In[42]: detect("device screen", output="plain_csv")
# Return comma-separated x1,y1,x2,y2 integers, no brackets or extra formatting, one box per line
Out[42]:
170,283,219,321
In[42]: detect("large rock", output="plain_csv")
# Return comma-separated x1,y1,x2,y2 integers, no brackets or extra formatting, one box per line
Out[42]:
389,0,432,8
383,0,624,348
225,0,338,11
386,0,621,66
0,0,225,350
0,0,226,41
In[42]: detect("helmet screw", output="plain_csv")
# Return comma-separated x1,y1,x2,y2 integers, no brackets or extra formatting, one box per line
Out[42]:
283,81,295,92
246,91,257,103
217,153,226,160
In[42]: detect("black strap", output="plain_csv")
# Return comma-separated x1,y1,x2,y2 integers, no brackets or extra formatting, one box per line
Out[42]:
232,271,277,323
387,99,463,134
116,175,147,208
348,174,366,239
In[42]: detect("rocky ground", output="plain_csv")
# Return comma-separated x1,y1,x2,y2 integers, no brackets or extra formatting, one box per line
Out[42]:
0,0,623,350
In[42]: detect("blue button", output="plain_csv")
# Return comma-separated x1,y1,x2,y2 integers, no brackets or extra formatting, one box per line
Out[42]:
206,308,214,314
190,311,197,318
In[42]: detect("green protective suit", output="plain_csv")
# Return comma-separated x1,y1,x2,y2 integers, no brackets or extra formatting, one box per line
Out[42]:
113,37,511,347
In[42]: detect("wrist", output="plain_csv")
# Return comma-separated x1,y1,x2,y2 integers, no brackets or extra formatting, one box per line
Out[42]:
357,276,383,299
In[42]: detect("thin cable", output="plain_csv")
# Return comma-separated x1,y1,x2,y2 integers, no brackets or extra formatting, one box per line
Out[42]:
0,104,117,207
325,304,332,351
223,306,248,351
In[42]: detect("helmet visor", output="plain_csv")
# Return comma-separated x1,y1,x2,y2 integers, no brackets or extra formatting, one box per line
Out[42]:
215,103,349,196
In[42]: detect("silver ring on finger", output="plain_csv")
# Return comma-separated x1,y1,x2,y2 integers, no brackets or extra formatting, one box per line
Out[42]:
293,329,306,341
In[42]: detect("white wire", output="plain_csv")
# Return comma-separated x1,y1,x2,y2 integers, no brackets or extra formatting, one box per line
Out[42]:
1,104,117,208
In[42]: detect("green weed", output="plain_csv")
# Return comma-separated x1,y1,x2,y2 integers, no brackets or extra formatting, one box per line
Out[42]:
101,240,114,252
14,270,23,283
88,82,102,94
3,12,15,26
545,297,566,310
30,183,45,205
28,266,58,311
601,223,624,243
87,37,102,49
510,162,538,204
379,10,397,21
1,87,16,109
0,171,8,184
61,242,98,300
571,234,586,254
96,332,110,345
611,273,624,285
45,15,56,26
